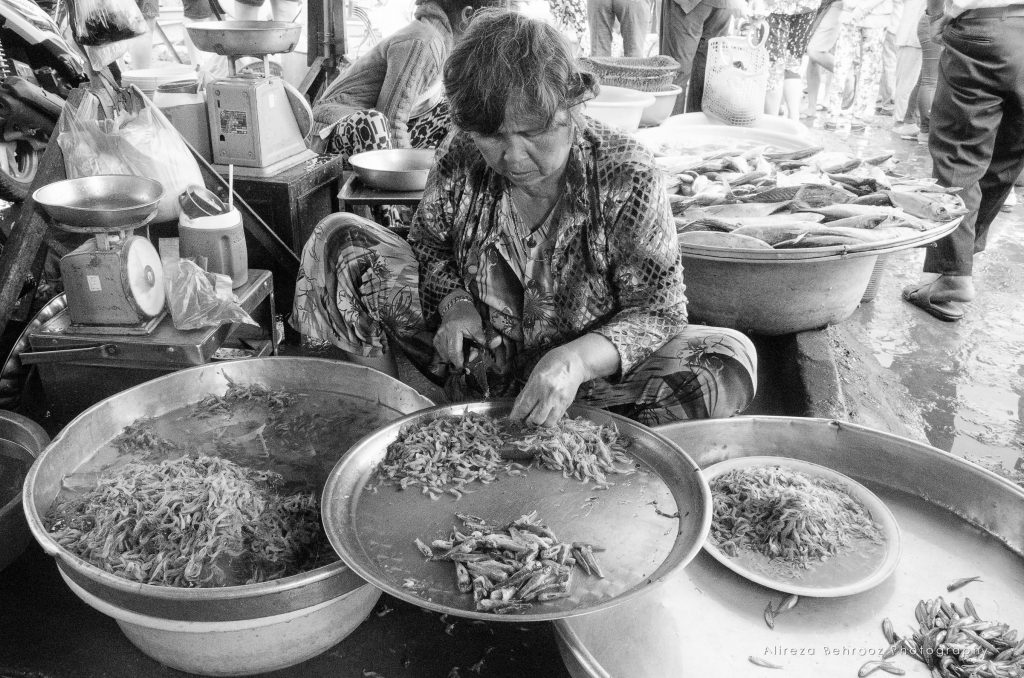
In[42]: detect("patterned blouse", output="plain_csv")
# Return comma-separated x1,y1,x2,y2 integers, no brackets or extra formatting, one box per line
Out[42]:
408,118,689,377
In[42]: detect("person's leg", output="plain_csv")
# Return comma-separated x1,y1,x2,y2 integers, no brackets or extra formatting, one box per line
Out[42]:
916,13,939,136
291,212,434,378
320,110,393,163
892,45,922,125
408,99,452,150
850,26,886,124
806,1,840,72
233,0,264,20
617,0,652,57
876,28,897,114
660,0,707,115
782,10,817,120
908,15,1024,312
826,22,858,127
686,6,731,113
576,326,758,425
763,13,789,116
805,60,822,118
588,0,616,56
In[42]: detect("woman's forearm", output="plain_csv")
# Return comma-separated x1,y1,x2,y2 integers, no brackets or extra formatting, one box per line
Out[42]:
559,333,621,383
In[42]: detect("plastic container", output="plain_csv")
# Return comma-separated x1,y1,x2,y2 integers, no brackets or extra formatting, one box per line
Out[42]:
155,81,212,163
639,85,682,127
123,65,198,99
178,208,248,288
585,85,656,131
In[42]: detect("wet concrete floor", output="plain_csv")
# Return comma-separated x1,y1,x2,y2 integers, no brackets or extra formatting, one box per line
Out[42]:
811,120,1024,477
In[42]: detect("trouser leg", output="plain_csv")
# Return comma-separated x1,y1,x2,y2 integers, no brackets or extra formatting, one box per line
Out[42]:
686,6,731,113
660,0,705,114
893,46,922,123
924,16,1024,275
577,326,758,425
588,0,616,56
618,0,652,56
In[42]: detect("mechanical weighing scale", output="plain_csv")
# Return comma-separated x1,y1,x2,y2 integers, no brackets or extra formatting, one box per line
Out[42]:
32,175,167,334
185,21,317,177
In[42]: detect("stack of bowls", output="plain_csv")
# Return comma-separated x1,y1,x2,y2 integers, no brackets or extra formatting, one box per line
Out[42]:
122,64,198,99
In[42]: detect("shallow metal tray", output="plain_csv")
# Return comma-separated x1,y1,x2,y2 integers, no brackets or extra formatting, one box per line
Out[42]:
555,416,1024,677
321,401,711,622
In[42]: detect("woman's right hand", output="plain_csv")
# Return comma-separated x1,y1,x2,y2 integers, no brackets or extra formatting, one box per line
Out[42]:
433,299,487,372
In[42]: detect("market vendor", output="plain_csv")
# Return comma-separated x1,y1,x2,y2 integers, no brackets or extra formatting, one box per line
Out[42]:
310,0,503,160
292,9,757,427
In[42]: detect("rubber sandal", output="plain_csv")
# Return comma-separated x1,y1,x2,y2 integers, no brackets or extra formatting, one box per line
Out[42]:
901,285,965,322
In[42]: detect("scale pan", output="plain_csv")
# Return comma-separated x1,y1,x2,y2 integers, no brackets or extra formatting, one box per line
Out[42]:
33,175,164,233
186,21,302,56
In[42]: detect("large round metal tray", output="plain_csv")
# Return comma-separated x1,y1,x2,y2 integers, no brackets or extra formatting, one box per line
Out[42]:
555,416,1024,677
321,400,712,622
22,357,433,622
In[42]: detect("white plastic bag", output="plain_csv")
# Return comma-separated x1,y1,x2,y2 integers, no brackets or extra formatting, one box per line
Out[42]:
163,259,257,331
56,87,204,222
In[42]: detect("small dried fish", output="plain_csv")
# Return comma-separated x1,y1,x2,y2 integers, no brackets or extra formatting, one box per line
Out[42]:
775,594,799,615
748,656,783,669
763,601,776,629
946,576,982,592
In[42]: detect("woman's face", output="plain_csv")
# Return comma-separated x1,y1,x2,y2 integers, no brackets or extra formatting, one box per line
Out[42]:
468,107,574,192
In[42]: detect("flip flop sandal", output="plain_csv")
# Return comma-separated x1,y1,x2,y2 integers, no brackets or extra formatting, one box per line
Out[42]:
901,285,965,322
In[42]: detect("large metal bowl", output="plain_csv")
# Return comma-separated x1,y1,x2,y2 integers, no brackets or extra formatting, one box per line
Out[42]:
0,410,49,573
185,21,302,56
348,149,435,191
680,249,880,335
33,175,163,233
22,358,434,676
554,416,1024,678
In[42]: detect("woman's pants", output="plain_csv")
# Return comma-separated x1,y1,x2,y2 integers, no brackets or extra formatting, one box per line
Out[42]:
291,213,759,426
915,13,939,134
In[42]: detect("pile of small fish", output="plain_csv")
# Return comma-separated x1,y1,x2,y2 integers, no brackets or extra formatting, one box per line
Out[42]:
414,512,603,614
660,145,969,251
875,596,1024,678
709,465,884,575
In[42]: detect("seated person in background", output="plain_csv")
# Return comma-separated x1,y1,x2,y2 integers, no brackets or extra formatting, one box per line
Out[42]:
291,9,757,426
310,0,504,160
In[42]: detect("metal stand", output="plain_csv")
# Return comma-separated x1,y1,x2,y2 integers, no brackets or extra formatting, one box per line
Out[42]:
299,0,348,103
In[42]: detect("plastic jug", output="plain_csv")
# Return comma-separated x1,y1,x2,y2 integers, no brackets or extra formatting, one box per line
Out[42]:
178,208,248,288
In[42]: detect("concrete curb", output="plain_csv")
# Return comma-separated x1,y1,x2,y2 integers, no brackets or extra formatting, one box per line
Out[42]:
791,324,930,443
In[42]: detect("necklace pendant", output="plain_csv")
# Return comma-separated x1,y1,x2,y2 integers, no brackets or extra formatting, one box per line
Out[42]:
525,235,536,248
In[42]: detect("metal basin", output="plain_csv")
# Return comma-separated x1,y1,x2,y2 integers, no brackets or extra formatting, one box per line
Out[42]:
185,21,302,57
0,410,49,573
33,175,163,233
680,249,879,335
348,149,435,191
22,357,433,676
555,416,1024,678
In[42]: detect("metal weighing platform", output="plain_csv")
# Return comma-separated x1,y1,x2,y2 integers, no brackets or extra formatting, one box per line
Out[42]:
23,269,276,428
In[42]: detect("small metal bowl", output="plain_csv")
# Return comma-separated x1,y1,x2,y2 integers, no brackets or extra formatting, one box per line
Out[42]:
348,149,436,192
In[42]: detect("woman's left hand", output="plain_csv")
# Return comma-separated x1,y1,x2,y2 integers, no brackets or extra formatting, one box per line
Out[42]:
509,345,587,427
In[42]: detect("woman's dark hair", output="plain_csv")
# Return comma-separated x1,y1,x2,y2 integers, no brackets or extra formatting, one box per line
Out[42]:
424,0,507,26
443,9,599,135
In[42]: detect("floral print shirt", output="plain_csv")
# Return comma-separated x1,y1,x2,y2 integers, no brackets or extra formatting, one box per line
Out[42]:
408,118,688,377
